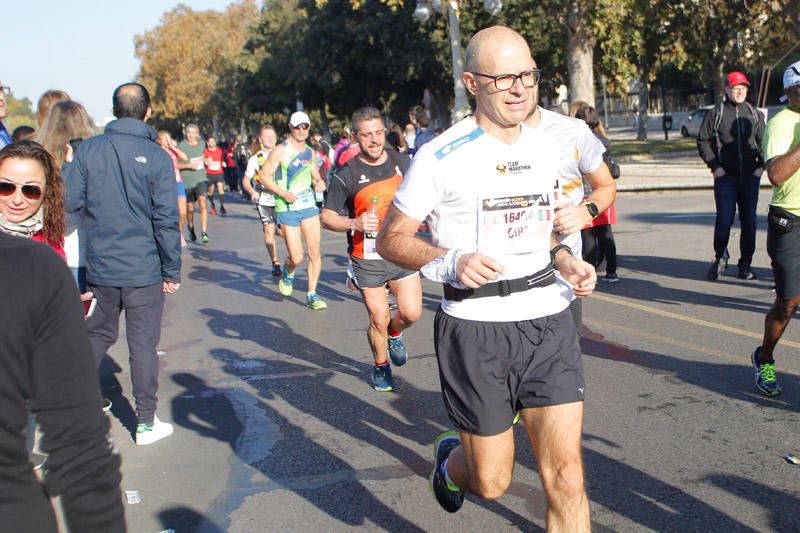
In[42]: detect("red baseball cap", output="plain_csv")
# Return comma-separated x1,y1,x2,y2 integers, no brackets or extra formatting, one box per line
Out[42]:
726,71,750,87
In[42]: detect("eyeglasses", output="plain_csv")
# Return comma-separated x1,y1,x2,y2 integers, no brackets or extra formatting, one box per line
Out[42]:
472,69,541,91
292,123,310,131
0,181,43,201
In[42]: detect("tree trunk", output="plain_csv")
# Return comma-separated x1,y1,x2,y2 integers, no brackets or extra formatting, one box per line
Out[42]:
566,0,597,107
636,71,649,141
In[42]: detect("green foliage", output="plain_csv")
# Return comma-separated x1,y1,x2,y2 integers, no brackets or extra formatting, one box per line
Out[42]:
3,93,36,133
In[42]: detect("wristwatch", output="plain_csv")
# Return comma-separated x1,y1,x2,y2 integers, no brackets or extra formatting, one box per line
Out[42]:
582,201,600,219
550,244,573,263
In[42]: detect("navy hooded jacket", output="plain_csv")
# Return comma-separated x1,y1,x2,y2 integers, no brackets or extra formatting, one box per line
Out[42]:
64,118,180,287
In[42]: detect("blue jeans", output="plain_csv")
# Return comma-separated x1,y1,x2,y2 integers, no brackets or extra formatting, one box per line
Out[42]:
713,174,760,265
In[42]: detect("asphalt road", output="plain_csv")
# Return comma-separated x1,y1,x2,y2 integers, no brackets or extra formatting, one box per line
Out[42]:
101,189,799,533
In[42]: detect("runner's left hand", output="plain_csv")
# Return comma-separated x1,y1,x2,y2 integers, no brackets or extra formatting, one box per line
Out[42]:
554,201,591,235
556,255,596,298
313,180,326,192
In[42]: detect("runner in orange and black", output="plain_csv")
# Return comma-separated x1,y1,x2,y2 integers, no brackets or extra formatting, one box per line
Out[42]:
321,106,422,392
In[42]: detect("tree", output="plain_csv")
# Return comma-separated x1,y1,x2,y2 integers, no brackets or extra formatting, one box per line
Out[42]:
135,1,259,133
3,92,37,134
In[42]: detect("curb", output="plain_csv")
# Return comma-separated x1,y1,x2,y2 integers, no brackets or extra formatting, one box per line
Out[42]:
619,182,773,193
617,150,697,163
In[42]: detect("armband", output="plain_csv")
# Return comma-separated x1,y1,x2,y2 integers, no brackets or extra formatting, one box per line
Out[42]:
420,249,466,287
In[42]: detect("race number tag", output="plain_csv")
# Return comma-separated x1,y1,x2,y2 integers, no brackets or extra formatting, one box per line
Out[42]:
191,157,204,170
209,161,221,171
363,235,381,260
292,189,316,210
478,194,552,256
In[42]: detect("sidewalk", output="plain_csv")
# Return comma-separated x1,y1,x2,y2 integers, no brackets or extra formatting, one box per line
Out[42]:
616,154,772,192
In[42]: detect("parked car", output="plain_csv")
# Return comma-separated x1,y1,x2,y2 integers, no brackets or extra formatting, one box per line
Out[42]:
679,106,713,137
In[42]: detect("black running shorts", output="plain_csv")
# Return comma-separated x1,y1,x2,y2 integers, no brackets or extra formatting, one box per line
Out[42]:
257,204,276,226
433,307,584,436
185,181,209,202
767,223,800,299
348,256,417,289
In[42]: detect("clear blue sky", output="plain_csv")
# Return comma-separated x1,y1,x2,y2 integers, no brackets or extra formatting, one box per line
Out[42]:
3,0,235,125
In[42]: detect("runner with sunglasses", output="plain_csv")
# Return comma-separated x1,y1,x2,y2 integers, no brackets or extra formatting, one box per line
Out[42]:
258,111,328,310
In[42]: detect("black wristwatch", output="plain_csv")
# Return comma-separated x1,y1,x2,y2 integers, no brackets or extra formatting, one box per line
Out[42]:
582,201,600,219
550,244,573,263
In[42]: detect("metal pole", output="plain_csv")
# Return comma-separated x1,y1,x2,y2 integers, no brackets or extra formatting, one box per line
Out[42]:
602,75,609,129
447,2,470,124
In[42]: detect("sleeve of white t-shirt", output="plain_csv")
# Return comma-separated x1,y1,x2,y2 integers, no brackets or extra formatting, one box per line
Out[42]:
244,155,259,179
576,123,605,174
393,152,440,222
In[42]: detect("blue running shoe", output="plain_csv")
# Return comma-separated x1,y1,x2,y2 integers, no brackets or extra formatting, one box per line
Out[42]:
371,364,395,392
429,430,464,513
751,347,782,396
306,292,328,310
387,331,408,367
279,266,294,297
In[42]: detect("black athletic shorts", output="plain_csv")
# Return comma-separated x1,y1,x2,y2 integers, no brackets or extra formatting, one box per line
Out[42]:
348,256,417,289
185,181,209,202
207,172,224,183
433,307,584,436
257,204,276,225
767,221,800,299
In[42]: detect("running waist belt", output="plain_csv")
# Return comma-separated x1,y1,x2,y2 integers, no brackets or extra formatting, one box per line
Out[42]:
443,263,556,301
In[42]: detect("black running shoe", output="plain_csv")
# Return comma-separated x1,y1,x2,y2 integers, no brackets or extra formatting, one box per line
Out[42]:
738,264,756,280
187,225,197,242
429,430,464,513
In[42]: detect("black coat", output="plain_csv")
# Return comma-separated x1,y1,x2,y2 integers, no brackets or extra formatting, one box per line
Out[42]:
697,98,765,178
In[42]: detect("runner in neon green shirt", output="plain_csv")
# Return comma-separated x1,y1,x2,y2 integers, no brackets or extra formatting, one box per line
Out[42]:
751,60,800,396
258,111,328,310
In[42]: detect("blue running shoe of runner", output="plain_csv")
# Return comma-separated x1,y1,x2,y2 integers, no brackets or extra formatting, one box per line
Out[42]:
306,292,328,310
279,266,294,297
751,347,782,396
371,364,395,392
387,331,408,366
429,430,464,513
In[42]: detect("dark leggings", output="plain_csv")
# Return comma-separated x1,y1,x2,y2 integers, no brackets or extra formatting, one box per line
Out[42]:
582,225,617,275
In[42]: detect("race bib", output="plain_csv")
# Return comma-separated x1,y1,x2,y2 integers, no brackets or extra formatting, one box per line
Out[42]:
208,161,221,171
291,189,316,210
258,191,276,207
191,157,204,170
363,235,381,260
477,194,553,256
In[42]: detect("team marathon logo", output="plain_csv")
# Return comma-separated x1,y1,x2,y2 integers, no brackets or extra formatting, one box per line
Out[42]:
496,161,532,175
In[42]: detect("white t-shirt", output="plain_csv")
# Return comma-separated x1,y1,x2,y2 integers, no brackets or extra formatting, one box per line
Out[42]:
394,117,574,322
245,150,275,207
535,107,605,255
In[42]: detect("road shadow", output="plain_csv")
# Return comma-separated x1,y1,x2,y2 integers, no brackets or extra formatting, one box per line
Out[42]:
706,473,800,531
98,356,137,437
582,327,799,413
620,254,773,287
158,506,224,533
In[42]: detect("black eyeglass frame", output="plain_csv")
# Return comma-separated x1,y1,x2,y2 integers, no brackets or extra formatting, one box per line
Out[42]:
471,69,542,91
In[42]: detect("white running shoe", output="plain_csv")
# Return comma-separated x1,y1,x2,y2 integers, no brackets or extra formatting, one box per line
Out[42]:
135,415,174,446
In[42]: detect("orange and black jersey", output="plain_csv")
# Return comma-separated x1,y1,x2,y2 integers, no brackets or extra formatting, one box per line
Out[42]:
325,150,411,259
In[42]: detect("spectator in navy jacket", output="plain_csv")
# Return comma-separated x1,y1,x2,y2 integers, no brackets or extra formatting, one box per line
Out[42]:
63,82,180,446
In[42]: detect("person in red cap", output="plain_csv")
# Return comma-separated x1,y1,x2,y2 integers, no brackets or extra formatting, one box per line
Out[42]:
697,70,766,281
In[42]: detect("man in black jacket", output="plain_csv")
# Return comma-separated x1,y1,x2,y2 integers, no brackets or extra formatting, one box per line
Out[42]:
697,71,766,281
64,82,181,445
0,233,125,532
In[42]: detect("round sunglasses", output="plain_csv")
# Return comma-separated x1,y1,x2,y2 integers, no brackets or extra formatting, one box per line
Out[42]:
0,181,44,201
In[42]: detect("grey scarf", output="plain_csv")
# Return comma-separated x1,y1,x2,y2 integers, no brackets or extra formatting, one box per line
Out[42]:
0,206,45,239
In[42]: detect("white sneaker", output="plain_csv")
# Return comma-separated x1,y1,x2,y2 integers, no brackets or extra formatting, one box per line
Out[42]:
135,415,174,446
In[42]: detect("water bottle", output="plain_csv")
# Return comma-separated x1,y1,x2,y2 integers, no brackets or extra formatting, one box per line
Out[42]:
365,196,379,239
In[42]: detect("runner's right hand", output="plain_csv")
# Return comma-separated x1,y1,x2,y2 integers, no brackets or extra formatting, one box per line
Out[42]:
456,252,504,288
358,212,379,232
250,192,259,203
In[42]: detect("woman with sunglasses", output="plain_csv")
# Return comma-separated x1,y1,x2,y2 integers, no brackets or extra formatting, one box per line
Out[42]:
35,100,95,290
0,140,66,260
